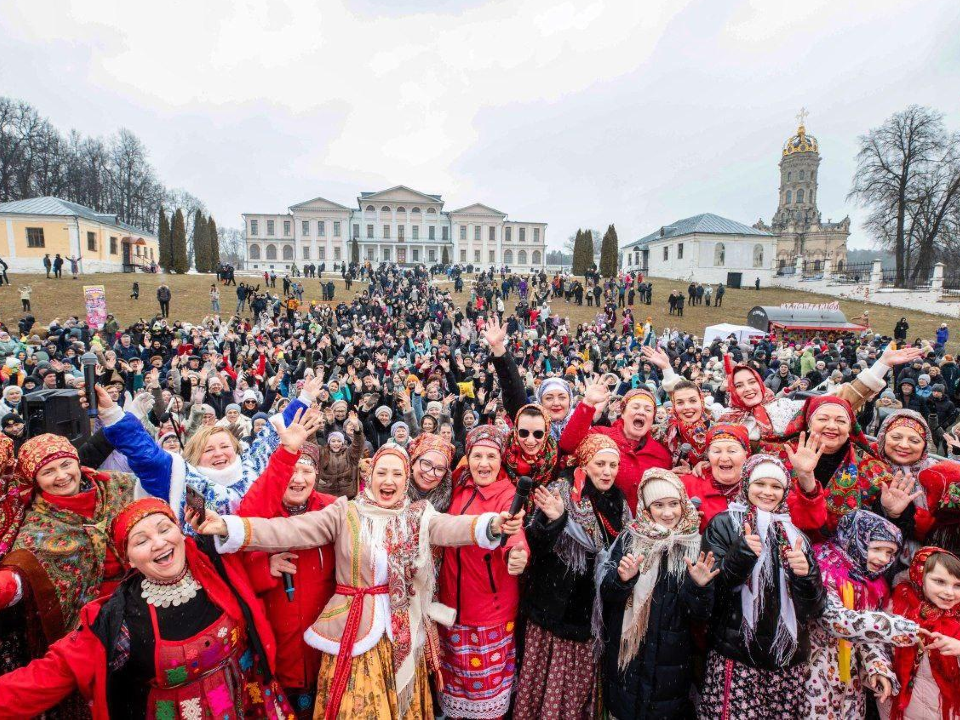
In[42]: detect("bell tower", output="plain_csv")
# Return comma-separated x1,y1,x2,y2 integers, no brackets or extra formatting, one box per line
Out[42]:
772,108,822,233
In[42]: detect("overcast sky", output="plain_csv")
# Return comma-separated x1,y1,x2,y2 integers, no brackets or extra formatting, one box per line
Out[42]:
2,0,958,250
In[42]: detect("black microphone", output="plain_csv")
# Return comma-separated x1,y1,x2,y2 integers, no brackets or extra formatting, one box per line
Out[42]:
690,496,702,510
81,352,99,418
501,475,534,547
678,442,693,463
282,572,295,602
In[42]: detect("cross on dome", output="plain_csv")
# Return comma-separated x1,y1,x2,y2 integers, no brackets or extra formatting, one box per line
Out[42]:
796,107,809,127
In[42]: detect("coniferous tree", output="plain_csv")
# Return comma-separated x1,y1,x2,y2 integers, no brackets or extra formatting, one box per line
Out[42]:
571,229,584,275
600,224,619,277
157,205,171,272
207,216,220,271
192,210,207,272
442,245,450,265
351,236,360,264
582,229,595,274
171,208,189,274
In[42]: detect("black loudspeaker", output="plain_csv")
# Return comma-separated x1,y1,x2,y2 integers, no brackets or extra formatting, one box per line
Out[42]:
23,389,91,449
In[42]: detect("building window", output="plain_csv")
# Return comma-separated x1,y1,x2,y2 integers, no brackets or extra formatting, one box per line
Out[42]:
474,249,481,262
266,244,277,260
318,247,325,260
663,246,669,261
532,250,541,265
519,228,526,242
87,231,97,252
412,248,419,262
318,221,325,236
366,205,375,213
26,227,44,248
427,207,436,215
383,225,391,239
797,189,805,203
505,227,512,242
428,249,436,262
442,226,449,241
677,243,684,259
753,244,764,268
474,226,481,241
799,170,805,180
518,250,527,265
250,219,259,236
367,249,375,261
460,226,466,241
110,236,118,254
460,249,466,262
383,248,391,261
150,248,154,260
334,221,341,236
381,206,390,214
504,249,513,264
814,259,822,272
352,223,359,238
489,226,496,242
367,224,374,239
250,244,261,260
301,221,309,236
283,221,291,237
302,247,310,259
785,190,792,204
266,220,275,236
534,228,540,243
282,245,293,260
489,250,495,263
398,225,405,240
714,243,725,266
787,172,792,181
412,226,419,240
428,226,435,240
334,247,341,261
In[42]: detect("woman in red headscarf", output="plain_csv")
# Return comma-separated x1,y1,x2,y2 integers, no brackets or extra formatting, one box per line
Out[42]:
503,404,559,494
0,433,134,717
236,410,337,718
719,345,925,444
438,425,530,720
681,423,827,532
880,546,960,720
0,497,292,720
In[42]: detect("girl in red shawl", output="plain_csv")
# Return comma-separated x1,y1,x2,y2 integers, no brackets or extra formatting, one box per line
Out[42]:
0,497,292,720
236,411,337,718
880,547,960,720
718,345,923,443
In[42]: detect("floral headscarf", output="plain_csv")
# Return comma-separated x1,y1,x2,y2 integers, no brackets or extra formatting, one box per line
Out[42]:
536,377,573,441
504,404,558,489
876,410,936,485
704,423,751,501
615,468,700,669
406,433,455,511
16,433,79,481
111,498,179,564
0,435,26,559
719,358,776,432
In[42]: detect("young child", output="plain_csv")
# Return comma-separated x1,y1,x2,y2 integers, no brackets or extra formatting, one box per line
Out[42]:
880,547,960,720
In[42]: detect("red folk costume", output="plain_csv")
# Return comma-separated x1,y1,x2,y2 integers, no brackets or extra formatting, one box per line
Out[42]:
918,462,960,552
559,388,671,512
237,442,337,716
889,547,960,720
681,424,827,532
502,404,559,491
0,498,291,720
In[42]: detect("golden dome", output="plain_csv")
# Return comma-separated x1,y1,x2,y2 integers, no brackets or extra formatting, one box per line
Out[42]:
783,124,819,156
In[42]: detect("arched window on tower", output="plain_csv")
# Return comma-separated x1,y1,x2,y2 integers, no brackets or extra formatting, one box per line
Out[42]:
800,170,805,180
714,243,725,267
787,172,792,181
753,244,764,268
785,190,792,204
797,189,805,203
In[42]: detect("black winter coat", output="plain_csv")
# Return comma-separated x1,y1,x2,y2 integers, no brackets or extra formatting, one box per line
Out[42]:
600,534,713,720
701,510,826,670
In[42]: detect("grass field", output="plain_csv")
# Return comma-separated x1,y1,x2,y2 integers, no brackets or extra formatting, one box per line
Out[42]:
1,271,956,351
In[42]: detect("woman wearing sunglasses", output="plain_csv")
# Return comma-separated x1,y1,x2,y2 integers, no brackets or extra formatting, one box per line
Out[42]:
504,405,559,498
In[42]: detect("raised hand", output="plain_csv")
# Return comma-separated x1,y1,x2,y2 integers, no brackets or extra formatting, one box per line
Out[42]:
880,471,923,519
532,486,565,521
185,507,227,537
784,431,825,492
641,345,670,370
617,552,644,582
302,373,324,401
879,344,926,368
269,552,298,578
785,537,810,577
582,377,611,409
277,408,325,453
685,551,720,586
482,314,508,356
744,523,763,556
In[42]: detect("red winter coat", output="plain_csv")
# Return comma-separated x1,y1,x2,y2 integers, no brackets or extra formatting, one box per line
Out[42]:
559,401,672,511
237,446,336,691
681,469,828,533
439,471,528,626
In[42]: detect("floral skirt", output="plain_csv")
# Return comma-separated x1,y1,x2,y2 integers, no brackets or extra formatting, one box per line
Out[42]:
513,621,597,720
314,636,431,719
438,622,516,719
697,651,804,720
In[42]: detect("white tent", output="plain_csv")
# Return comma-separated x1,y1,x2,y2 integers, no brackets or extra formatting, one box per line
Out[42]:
703,323,765,346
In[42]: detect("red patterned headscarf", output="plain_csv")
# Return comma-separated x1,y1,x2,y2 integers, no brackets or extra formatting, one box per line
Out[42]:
719,357,776,432
0,435,27,559
706,423,750,452
111,498,179,563
465,425,507,455
16,434,80,482
891,547,960,720
504,405,558,489
408,433,454,467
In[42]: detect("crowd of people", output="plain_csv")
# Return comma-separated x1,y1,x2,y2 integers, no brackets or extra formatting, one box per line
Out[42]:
0,262,959,719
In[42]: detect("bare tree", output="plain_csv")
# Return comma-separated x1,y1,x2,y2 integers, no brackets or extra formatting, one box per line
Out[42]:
849,106,946,286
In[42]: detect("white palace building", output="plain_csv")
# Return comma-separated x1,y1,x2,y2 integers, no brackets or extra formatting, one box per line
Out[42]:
243,185,547,272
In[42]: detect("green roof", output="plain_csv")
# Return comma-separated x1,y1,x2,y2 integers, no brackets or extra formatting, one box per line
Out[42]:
624,213,771,250
0,196,155,236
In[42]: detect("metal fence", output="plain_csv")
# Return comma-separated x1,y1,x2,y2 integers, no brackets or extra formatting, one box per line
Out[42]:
832,261,873,284
880,268,930,290
943,275,960,298
802,260,824,279
776,257,797,276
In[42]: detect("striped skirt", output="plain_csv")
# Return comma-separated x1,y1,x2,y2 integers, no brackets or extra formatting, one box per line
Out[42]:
438,622,516,719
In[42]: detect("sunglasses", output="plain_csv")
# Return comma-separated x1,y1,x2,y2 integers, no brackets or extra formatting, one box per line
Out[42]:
517,428,546,440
